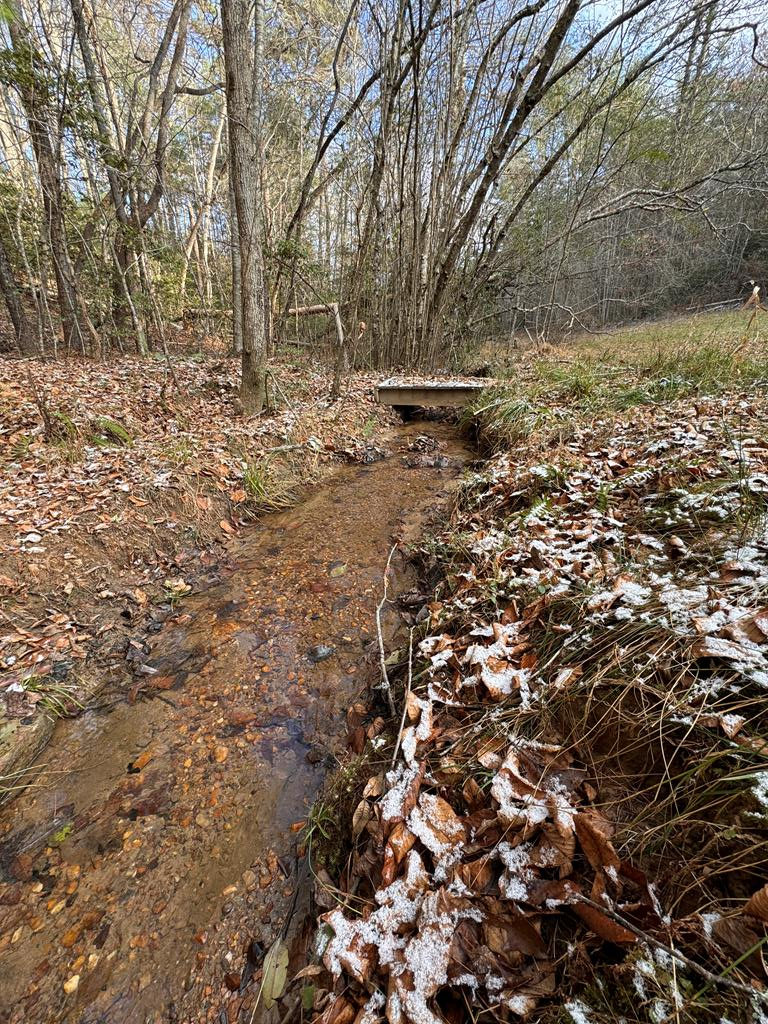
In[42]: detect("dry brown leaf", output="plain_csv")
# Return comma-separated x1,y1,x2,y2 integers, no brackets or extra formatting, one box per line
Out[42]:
573,902,636,944
388,821,416,864
455,856,495,893
553,665,583,690
476,735,506,769
293,964,324,981
405,690,423,722
483,901,546,957
532,824,575,870
351,799,372,838
744,883,768,924
709,914,767,976
462,776,484,811
411,792,465,852
316,994,358,1024
362,775,383,799
574,811,621,877
695,713,746,738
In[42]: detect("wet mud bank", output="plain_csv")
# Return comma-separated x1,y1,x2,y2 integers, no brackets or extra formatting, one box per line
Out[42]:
0,420,472,1024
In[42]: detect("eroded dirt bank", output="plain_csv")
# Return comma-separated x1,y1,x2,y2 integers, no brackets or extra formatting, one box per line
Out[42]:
0,420,471,1024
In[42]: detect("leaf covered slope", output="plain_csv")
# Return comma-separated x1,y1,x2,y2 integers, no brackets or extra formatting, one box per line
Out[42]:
316,372,768,1023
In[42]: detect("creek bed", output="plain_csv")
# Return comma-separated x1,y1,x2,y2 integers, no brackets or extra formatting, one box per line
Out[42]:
0,420,471,1024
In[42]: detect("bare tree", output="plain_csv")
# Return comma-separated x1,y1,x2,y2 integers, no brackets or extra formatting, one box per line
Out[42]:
0,232,35,353
7,1,96,353
221,0,268,413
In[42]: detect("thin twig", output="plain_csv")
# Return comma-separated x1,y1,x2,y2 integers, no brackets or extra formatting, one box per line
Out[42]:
575,895,766,1001
376,544,397,718
391,626,415,768
266,368,298,424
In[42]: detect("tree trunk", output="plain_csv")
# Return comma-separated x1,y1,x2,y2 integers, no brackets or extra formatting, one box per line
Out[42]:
221,0,267,413
8,6,97,354
181,111,225,304
0,233,36,354
227,148,243,355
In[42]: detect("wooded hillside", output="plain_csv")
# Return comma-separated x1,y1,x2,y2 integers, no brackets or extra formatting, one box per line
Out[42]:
0,0,765,397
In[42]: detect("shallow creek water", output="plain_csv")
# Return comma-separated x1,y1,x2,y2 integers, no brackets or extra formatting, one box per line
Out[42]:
0,420,471,1024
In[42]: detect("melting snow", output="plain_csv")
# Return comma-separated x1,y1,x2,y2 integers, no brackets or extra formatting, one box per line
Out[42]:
565,1000,595,1024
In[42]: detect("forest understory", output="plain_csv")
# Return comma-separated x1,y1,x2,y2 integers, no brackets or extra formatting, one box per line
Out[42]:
2,311,768,1024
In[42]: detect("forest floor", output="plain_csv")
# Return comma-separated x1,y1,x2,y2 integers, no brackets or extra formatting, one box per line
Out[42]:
4,311,768,1023
304,317,768,1024
0,354,402,791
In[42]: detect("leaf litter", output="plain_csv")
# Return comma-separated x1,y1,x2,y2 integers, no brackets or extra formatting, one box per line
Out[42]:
310,389,768,1022
0,355,395,742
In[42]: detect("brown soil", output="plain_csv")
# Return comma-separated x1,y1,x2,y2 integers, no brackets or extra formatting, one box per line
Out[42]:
0,356,397,790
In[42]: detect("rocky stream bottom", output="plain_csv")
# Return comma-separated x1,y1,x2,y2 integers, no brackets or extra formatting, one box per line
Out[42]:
0,419,472,1024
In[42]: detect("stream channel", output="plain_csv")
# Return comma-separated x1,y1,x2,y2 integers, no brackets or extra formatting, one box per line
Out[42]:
0,419,472,1024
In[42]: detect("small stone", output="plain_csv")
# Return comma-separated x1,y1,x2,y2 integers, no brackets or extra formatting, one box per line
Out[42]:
224,971,241,992
63,975,79,995
213,746,228,764
61,923,84,948
307,644,334,663
227,710,257,727
130,750,153,772
10,853,33,881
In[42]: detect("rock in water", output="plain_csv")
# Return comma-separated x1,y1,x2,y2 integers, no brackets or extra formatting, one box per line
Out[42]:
307,644,335,663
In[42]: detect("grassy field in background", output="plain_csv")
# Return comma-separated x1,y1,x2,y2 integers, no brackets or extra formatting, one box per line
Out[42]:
466,307,768,450
567,306,764,362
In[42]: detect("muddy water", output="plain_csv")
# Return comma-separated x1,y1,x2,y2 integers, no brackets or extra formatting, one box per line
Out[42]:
0,421,470,1024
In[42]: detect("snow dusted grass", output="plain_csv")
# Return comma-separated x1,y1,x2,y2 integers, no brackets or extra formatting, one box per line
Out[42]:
442,390,768,1018
307,343,768,1023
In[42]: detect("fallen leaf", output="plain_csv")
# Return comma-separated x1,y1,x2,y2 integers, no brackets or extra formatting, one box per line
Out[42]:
260,938,289,1010
362,775,383,799
574,812,621,877
744,884,768,924
293,963,324,981
573,901,636,944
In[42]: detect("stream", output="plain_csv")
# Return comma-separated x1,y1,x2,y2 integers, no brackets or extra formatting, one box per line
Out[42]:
0,420,471,1024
